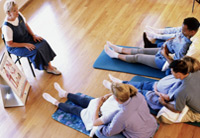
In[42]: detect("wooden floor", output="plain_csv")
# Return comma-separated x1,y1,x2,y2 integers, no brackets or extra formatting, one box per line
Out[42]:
0,0,200,137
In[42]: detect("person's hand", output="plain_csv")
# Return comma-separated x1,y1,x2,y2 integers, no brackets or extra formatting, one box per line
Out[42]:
160,93,170,101
25,43,36,51
159,95,167,106
161,44,169,56
33,35,43,42
166,37,175,41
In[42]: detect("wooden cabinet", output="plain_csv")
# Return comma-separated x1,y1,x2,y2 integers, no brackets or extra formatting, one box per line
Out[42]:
0,0,29,26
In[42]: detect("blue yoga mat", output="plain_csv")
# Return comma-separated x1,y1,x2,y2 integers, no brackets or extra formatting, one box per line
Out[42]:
52,93,94,136
130,75,200,127
93,46,165,78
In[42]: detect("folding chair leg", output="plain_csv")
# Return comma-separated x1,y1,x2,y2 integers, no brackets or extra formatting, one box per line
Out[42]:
192,0,195,12
27,58,36,77
16,56,21,65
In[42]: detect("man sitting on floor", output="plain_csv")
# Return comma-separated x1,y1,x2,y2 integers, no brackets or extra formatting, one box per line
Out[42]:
104,17,199,72
158,59,200,124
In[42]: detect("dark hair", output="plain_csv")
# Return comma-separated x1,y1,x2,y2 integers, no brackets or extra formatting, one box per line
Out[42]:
183,17,200,31
169,60,188,75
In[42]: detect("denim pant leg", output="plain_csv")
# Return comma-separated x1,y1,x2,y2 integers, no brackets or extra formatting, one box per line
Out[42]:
58,103,83,117
67,93,92,108
123,81,155,91
95,127,125,138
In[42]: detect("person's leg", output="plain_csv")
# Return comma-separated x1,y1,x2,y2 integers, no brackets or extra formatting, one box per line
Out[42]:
95,127,125,138
103,80,112,90
42,93,85,117
181,109,200,122
46,62,61,75
146,31,176,40
145,26,166,34
58,103,83,117
67,93,92,108
158,116,174,124
123,81,155,91
105,44,159,69
54,83,92,108
42,93,60,106
130,47,159,55
124,54,159,69
54,82,68,98
143,32,158,48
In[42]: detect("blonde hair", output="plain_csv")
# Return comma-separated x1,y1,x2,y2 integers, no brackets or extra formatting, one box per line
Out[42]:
111,82,138,103
182,56,200,73
4,0,17,14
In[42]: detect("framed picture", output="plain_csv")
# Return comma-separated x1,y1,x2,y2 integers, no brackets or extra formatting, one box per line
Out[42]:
0,52,31,107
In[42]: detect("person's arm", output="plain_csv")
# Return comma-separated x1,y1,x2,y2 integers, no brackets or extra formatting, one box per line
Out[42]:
159,95,181,113
103,93,112,100
93,97,106,126
154,83,170,101
161,44,174,64
6,41,36,51
99,114,124,137
25,23,43,42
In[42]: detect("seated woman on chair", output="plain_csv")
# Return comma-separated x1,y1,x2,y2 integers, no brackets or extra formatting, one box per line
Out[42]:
2,0,61,75
43,82,157,138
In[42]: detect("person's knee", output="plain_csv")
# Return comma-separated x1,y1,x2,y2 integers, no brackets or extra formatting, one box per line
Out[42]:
125,55,136,63
158,116,173,124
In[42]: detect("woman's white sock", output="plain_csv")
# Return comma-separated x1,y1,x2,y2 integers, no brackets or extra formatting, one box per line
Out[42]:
42,93,57,105
54,82,67,98
103,80,112,90
104,45,119,58
106,41,122,53
108,74,122,83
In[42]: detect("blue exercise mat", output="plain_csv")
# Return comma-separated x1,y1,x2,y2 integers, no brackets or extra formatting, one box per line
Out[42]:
93,46,165,78
52,93,94,136
130,75,200,127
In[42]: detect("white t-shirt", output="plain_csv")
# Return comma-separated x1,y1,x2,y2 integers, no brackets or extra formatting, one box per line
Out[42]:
80,95,120,131
2,12,26,42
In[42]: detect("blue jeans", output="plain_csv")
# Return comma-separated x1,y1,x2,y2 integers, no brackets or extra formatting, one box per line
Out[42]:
95,127,125,138
123,81,155,91
58,93,92,117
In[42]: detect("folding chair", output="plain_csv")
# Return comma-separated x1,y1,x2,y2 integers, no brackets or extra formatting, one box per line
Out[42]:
1,34,36,77
192,0,200,12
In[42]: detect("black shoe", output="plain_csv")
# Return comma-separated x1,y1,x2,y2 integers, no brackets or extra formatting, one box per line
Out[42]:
143,32,157,48
93,134,98,138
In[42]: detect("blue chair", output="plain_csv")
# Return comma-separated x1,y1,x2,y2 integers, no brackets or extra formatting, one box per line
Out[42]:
1,35,36,77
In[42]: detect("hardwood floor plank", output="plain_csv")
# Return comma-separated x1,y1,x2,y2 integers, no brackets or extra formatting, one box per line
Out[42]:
0,0,200,137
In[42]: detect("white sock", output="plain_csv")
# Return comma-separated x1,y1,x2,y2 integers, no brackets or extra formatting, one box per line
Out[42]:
145,30,160,39
145,25,164,34
103,80,112,90
42,93,57,105
104,45,119,58
106,41,122,53
108,74,122,83
54,82,67,98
